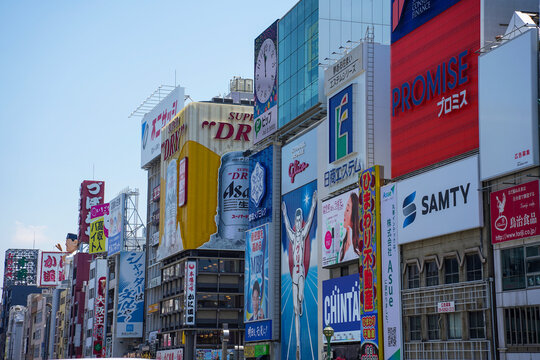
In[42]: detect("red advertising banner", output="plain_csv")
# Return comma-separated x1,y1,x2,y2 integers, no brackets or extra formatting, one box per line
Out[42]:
391,0,480,177
78,180,105,243
491,180,540,244
93,276,107,357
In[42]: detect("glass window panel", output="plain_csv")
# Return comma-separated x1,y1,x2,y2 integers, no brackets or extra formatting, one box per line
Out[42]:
502,247,526,290
426,261,439,286
296,0,304,24
428,314,440,340
291,94,299,116
408,264,420,289
310,81,318,106
448,313,462,339
297,68,305,94
469,311,485,339
527,258,540,273
291,5,298,30
283,12,291,36
298,43,306,69
298,23,306,48
466,254,482,281
526,245,540,257
445,258,459,284
409,316,421,341
291,50,298,77
291,27,298,52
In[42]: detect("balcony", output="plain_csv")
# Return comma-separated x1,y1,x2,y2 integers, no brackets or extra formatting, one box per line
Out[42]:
405,340,491,359
402,280,489,316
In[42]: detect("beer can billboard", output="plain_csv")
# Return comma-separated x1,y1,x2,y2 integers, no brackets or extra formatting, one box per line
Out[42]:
157,102,253,260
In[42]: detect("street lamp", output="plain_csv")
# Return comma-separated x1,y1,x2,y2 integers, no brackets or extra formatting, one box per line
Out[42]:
323,326,334,360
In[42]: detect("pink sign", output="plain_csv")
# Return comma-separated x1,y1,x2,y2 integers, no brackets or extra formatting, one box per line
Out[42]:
91,203,110,238
490,180,540,244
78,180,105,243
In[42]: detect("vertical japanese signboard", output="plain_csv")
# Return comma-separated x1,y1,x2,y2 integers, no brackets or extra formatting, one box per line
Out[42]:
183,260,197,325
245,224,271,342
490,180,540,244
78,180,105,244
107,194,125,256
381,184,402,360
93,275,107,356
359,166,383,359
90,203,109,254
38,251,67,287
117,251,145,338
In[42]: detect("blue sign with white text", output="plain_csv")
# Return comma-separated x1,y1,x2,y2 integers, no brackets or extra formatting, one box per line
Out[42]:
249,146,273,227
322,274,362,343
245,319,272,342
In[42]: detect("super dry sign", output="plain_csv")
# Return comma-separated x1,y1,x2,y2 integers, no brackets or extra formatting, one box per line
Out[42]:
391,0,479,177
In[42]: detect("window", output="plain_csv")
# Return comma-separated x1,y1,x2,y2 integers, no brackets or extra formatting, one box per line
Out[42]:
445,258,459,284
409,316,421,341
447,313,462,339
526,244,540,287
341,266,349,277
90,268,95,279
504,306,540,346
425,261,439,286
502,247,527,290
466,254,482,281
89,288,95,299
428,314,440,340
469,311,485,339
408,264,420,289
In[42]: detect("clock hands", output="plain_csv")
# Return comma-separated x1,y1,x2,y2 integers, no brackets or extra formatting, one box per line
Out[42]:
264,52,267,77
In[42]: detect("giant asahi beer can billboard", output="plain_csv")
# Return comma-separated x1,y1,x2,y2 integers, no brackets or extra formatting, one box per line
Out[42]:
157,102,253,261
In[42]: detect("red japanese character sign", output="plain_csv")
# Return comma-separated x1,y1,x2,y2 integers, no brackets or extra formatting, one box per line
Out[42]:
78,180,105,243
38,251,67,287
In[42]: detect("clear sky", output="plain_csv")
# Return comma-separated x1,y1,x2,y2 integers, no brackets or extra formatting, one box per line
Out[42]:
0,0,295,291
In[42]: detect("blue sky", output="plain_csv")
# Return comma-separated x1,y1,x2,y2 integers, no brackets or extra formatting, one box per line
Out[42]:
0,0,294,290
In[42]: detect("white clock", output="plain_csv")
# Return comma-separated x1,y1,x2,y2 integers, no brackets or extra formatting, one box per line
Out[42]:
255,38,277,104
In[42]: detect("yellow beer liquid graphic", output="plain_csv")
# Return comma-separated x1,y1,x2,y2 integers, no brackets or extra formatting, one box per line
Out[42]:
178,140,220,249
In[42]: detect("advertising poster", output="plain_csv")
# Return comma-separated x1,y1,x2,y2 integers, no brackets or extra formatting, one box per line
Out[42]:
281,180,318,360
248,146,273,227
391,0,479,177
156,349,183,360
245,224,271,342
141,86,185,168
254,20,278,143
117,251,145,338
93,275,107,356
322,188,360,267
37,251,67,287
183,261,196,325
381,184,402,360
359,166,383,359
4,249,39,286
490,180,540,244
158,102,253,261
196,349,233,360
90,203,109,254
107,194,125,256
78,181,105,244
322,274,362,343
396,155,482,244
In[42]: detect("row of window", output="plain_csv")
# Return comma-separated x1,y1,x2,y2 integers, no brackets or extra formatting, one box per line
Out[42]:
407,254,482,289
501,244,540,291
162,259,243,282
409,312,485,342
504,306,540,346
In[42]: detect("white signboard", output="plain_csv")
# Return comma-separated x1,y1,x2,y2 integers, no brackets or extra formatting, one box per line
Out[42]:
438,301,455,313
479,29,539,180
324,44,364,96
37,251,67,287
183,261,196,325
156,348,184,360
141,86,185,168
397,155,482,244
381,184,402,360
322,189,360,267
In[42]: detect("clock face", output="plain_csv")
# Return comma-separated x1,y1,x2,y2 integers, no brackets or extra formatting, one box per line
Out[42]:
255,38,277,104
